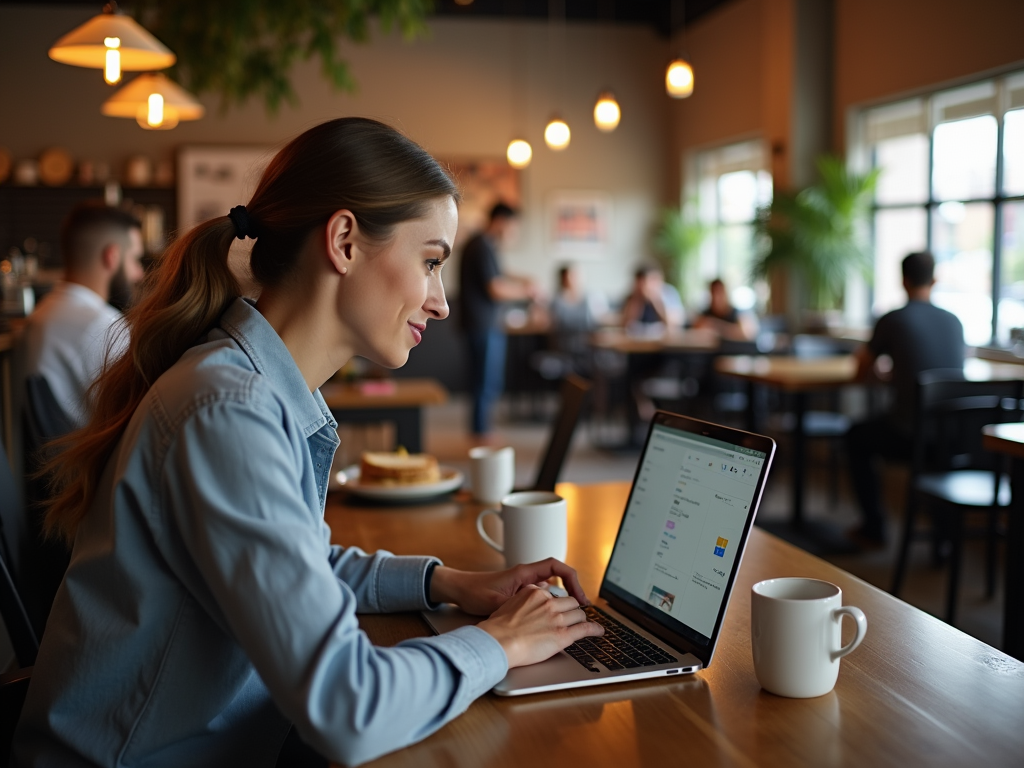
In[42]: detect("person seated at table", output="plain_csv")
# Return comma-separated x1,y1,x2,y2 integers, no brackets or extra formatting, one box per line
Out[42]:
19,201,145,427
845,251,965,547
14,118,604,768
621,264,684,333
692,278,758,341
547,264,610,375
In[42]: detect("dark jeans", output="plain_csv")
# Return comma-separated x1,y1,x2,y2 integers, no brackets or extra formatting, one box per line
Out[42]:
466,326,507,435
845,416,913,539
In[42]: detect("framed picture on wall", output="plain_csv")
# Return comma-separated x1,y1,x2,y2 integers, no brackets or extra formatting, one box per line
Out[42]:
442,158,521,252
549,191,610,258
177,146,275,232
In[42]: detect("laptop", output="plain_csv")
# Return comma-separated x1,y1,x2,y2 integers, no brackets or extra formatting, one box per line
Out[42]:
424,410,776,696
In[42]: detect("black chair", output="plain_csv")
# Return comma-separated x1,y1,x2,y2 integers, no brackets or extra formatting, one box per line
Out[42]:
20,375,74,635
891,372,1024,624
0,665,32,768
530,374,591,492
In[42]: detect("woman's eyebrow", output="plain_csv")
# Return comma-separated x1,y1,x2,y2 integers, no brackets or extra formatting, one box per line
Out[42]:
425,239,452,259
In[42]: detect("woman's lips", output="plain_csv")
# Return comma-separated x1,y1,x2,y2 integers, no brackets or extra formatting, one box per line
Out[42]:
408,322,425,345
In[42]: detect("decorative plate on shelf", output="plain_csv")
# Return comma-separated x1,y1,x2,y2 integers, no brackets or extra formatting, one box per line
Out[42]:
332,464,464,502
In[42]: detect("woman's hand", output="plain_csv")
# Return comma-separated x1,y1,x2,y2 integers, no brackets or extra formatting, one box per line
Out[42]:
476,585,605,668
429,559,589,616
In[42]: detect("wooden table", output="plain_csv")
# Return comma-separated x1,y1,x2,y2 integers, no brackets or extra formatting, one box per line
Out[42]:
982,423,1024,660
590,326,721,355
715,355,1024,549
325,481,1024,768
320,378,447,454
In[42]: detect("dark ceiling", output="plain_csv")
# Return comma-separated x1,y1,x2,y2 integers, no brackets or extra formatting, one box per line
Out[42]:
10,1,734,38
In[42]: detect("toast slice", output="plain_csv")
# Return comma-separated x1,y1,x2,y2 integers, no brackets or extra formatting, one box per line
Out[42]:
359,448,441,486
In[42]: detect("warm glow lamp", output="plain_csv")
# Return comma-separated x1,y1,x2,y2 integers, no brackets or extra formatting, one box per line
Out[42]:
544,117,571,151
102,74,204,130
49,3,176,84
666,58,695,98
506,139,533,169
593,92,621,132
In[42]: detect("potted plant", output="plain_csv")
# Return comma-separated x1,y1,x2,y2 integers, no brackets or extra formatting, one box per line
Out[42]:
653,203,708,308
752,156,878,330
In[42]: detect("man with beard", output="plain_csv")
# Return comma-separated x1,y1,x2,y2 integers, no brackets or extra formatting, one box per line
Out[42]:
21,201,144,427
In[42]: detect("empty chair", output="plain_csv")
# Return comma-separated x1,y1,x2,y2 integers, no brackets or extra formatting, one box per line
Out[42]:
531,374,591,492
891,372,1023,624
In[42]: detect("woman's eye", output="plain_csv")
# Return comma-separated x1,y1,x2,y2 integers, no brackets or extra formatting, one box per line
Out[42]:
427,259,443,273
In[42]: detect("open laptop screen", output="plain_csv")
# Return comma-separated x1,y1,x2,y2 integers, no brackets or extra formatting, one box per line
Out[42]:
602,416,772,650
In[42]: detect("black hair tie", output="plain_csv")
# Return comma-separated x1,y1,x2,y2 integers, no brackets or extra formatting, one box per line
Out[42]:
228,205,259,240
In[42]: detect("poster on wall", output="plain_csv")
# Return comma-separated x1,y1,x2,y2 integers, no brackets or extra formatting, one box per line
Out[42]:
442,158,521,252
549,191,610,258
177,146,275,232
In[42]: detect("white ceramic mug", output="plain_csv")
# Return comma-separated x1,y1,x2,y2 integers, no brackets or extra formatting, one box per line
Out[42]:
468,446,515,505
477,491,568,567
751,578,867,698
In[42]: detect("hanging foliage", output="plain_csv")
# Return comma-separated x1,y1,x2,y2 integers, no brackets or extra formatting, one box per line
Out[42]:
132,0,434,114
752,156,879,311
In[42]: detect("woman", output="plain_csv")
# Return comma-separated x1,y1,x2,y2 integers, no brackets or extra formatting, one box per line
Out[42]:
15,118,603,767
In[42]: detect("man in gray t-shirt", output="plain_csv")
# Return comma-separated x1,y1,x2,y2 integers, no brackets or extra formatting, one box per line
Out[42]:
846,252,964,546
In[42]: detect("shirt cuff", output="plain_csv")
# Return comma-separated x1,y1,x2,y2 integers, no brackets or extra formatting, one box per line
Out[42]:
375,555,441,612
409,624,509,701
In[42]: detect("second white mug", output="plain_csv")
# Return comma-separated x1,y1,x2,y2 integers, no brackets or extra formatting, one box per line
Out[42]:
468,445,515,505
477,491,568,567
751,577,867,698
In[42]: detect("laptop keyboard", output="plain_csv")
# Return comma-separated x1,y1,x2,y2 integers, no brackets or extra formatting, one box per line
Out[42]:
564,606,678,673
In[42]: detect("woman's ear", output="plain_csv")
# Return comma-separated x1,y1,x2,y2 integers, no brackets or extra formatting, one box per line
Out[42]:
325,209,358,276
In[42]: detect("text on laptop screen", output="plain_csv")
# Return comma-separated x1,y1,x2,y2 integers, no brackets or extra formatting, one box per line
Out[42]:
605,424,766,642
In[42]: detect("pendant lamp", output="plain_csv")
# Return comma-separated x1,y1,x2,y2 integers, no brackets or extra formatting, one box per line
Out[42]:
507,139,533,169
49,3,175,86
102,74,204,130
665,0,695,99
544,117,571,151
593,92,621,132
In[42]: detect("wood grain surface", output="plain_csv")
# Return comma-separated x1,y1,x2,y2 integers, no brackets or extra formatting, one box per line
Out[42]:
326,481,1024,768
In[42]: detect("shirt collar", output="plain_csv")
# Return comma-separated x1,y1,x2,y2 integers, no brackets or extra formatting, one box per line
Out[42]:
56,280,111,310
218,298,337,439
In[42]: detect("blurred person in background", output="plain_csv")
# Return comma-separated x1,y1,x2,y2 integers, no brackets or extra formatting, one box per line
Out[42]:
621,264,684,332
548,264,609,376
19,201,144,426
458,202,539,440
693,278,758,341
846,251,965,547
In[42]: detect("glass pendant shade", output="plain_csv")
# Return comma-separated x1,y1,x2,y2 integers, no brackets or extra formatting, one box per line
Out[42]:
666,58,695,98
593,92,621,132
49,11,176,78
544,118,571,151
102,74,203,130
507,139,533,169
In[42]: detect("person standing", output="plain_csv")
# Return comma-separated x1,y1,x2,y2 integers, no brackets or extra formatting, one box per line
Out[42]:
846,251,965,547
458,202,537,440
20,201,144,426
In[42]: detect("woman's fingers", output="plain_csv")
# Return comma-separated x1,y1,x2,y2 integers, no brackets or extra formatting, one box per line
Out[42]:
515,558,589,605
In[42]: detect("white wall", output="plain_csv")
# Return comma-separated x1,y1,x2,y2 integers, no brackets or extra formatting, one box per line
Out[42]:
0,6,672,303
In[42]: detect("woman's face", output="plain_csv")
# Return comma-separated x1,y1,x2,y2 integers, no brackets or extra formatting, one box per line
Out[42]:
342,196,456,368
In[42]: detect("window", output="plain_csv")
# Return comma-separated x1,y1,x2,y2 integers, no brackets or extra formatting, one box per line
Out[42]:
690,140,772,311
860,71,1024,346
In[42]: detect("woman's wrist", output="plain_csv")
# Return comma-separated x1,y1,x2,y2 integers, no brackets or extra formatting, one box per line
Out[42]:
428,566,462,605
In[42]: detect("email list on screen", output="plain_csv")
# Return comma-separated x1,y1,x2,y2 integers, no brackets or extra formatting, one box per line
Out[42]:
606,425,765,641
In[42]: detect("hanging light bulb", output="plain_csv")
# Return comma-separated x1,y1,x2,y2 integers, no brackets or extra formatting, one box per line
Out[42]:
49,3,175,84
507,139,533,169
102,73,204,130
593,92,621,132
544,117,571,151
103,37,121,84
666,58,695,99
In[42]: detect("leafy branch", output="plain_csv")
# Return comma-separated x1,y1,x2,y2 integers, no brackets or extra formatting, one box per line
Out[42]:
132,0,434,114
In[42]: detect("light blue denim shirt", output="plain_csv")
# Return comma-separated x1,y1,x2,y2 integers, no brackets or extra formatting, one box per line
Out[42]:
14,298,508,767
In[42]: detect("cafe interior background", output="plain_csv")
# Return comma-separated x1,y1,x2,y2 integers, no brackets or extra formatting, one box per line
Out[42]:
1,0,1024,667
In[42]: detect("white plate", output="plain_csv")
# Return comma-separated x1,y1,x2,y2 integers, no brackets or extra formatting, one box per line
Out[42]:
334,464,464,501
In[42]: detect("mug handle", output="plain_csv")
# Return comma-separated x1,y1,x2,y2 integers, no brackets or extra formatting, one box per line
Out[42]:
831,606,867,662
476,508,503,553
